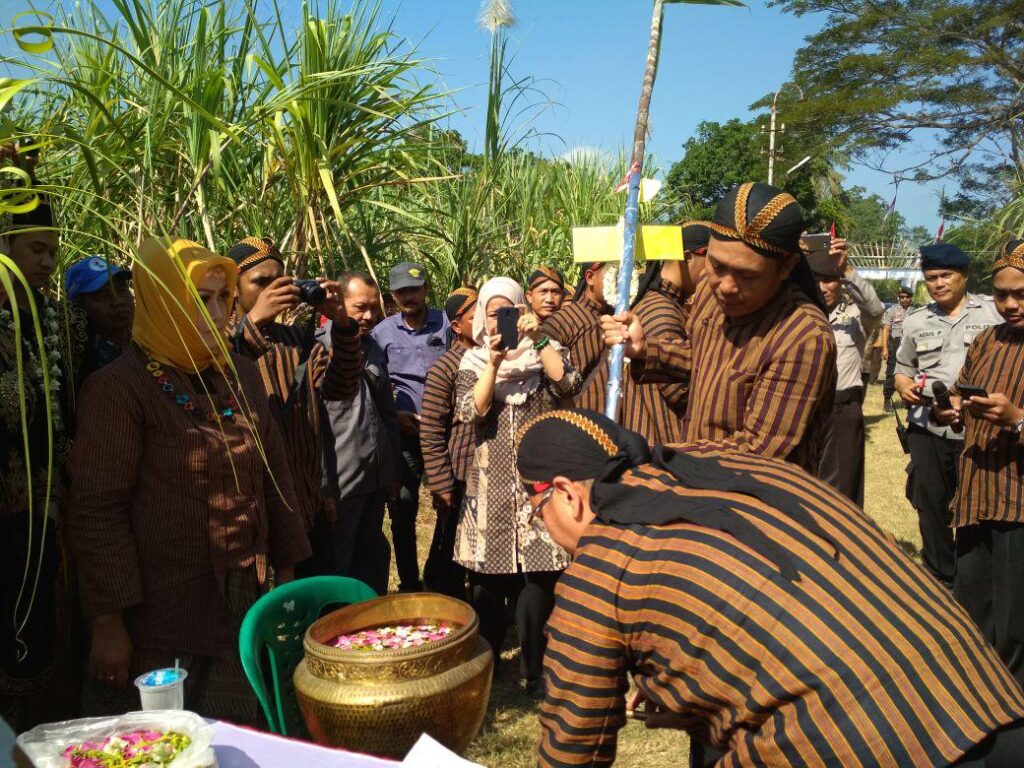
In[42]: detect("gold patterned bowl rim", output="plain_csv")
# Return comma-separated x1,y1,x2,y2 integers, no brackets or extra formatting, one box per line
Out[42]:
303,592,479,665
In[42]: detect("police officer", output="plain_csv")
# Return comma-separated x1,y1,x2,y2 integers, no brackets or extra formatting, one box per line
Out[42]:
811,238,884,506
882,282,915,409
894,243,1002,588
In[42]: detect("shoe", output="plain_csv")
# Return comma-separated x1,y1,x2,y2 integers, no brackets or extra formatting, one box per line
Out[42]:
524,678,545,701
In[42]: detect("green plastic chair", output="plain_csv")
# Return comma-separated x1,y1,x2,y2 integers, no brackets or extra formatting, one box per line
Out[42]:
239,575,377,736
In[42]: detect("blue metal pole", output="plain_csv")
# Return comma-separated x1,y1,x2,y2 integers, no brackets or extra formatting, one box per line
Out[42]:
604,163,642,421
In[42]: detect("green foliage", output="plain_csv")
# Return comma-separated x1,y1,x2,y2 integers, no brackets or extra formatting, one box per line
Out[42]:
663,117,840,228
766,0,1024,214
869,278,901,305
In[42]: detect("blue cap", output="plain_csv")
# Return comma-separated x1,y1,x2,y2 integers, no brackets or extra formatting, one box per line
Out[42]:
919,243,969,271
65,256,130,300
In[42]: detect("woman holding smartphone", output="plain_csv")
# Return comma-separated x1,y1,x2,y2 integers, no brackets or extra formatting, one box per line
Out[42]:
454,276,581,697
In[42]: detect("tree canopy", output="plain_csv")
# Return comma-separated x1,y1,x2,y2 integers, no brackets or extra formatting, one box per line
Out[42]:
766,0,1024,216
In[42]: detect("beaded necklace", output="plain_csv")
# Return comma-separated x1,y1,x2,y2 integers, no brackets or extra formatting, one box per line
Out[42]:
144,358,237,423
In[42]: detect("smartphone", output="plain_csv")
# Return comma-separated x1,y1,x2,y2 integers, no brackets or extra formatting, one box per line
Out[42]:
800,233,831,258
958,384,989,400
496,306,521,350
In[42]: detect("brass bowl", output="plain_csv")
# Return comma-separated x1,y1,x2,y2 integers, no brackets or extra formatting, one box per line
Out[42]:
294,593,493,758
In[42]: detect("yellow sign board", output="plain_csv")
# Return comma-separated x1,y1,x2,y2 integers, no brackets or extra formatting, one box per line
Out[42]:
572,225,685,263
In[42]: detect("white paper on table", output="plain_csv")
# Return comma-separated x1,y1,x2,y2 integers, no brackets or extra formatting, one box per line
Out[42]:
400,735,483,767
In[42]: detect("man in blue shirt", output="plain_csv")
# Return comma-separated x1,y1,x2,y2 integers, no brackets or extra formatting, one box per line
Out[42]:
371,261,450,591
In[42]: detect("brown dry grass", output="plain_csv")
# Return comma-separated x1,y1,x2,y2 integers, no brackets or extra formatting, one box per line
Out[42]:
387,385,920,767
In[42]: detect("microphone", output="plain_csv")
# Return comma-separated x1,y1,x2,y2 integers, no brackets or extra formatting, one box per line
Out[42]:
931,381,963,434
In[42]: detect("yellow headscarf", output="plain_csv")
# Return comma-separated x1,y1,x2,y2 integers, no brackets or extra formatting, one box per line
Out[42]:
131,237,238,373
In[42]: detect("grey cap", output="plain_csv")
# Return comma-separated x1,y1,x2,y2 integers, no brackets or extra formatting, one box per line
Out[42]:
898,282,914,295
389,261,427,291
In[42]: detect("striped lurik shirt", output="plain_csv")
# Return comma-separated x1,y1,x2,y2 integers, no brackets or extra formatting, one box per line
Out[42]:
420,341,474,495
638,280,836,473
540,450,1024,768
234,315,327,530
952,324,1024,527
543,295,609,413
618,279,689,445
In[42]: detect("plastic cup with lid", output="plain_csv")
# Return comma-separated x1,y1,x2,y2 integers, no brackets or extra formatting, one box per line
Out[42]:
134,667,188,711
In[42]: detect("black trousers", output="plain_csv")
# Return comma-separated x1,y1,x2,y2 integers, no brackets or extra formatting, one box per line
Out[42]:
331,488,391,596
882,351,899,401
469,569,560,682
906,426,960,588
423,485,466,599
954,522,1024,686
388,437,424,591
818,388,865,507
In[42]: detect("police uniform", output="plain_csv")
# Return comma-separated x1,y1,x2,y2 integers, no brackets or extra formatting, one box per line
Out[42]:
812,257,884,506
895,245,1002,587
882,286,914,402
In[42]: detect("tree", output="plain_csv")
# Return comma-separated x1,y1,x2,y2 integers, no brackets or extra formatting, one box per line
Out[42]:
663,117,835,226
767,0,1024,214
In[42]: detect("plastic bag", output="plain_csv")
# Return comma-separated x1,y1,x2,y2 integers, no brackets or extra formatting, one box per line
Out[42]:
15,710,217,767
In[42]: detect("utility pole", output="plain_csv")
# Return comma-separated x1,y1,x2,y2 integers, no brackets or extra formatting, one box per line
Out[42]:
762,83,803,185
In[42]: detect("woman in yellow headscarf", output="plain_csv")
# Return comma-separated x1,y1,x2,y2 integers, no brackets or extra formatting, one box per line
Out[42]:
68,237,311,723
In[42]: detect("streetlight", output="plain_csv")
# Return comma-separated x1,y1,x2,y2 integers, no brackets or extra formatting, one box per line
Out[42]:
762,82,804,185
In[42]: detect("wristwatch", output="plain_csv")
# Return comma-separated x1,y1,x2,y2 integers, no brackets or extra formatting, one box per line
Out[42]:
1014,414,1024,436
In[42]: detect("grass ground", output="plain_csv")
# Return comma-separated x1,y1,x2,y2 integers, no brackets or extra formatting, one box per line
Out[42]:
387,385,921,767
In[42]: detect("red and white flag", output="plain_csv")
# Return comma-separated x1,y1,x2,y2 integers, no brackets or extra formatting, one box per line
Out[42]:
935,221,945,243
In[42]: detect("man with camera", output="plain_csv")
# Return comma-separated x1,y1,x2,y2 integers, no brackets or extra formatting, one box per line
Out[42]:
371,261,450,593
893,243,1002,589
809,236,884,506
230,236,337,575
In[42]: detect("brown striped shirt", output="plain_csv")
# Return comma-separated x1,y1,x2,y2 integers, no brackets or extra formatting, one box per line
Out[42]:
542,295,609,413
951,324,1024,527
617,279,689,445
234,315,328,529
638,280,836,472
420,341,473,495
539,449,1024,767
68,345,310,659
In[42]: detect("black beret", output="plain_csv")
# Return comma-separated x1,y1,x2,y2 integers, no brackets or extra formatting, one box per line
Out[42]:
920,243,969,271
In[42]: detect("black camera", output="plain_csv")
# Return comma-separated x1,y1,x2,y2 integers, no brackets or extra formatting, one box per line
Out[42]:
294,278,327,305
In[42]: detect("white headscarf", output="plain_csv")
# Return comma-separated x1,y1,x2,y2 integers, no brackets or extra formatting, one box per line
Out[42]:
459,276,562,405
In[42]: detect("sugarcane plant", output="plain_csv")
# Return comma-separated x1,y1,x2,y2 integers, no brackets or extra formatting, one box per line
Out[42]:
604,0,745,420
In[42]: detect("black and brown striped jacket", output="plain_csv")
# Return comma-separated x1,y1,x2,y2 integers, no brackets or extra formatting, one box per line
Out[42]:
539,449,1024,767
542,294,609,413
617,279,689,445
420,341,473,496
637,280,836,473
233,315,327,529
952,324,1024,527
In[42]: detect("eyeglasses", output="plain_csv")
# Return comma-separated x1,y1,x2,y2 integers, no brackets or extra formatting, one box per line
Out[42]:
528,487,555,524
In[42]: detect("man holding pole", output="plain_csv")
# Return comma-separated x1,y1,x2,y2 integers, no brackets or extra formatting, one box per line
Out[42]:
602,182,836,472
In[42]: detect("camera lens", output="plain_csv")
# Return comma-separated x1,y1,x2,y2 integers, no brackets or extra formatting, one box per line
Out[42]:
296,279,327,305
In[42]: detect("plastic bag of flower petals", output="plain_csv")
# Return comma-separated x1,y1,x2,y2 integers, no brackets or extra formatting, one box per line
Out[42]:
14,710,216,767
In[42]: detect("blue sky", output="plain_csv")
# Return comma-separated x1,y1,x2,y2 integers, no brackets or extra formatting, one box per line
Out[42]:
366,0,943,232
5,0,946,231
